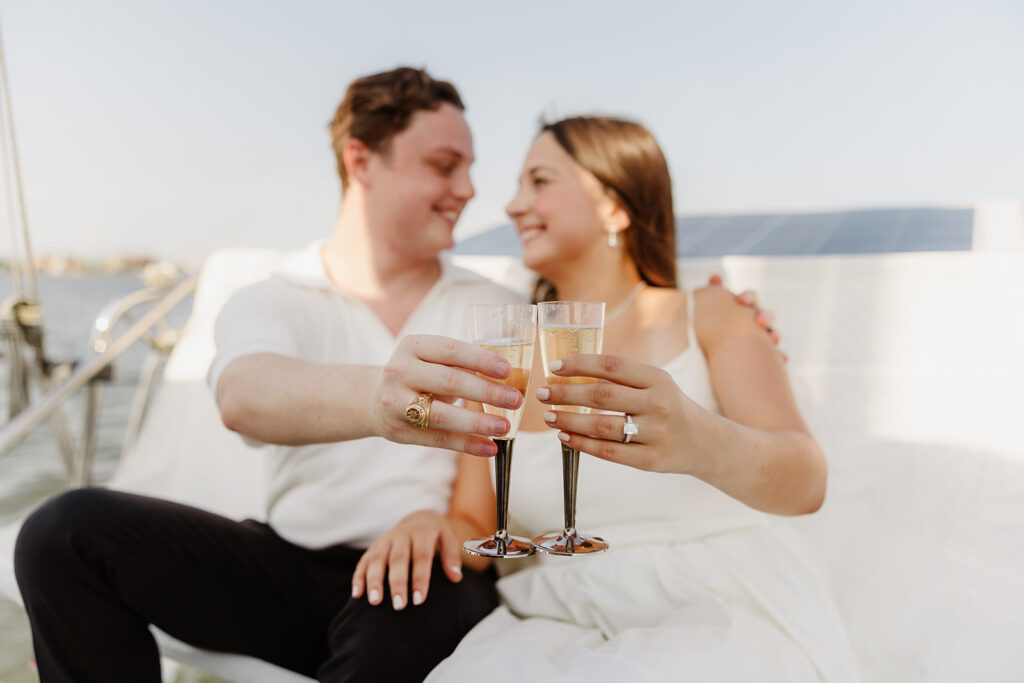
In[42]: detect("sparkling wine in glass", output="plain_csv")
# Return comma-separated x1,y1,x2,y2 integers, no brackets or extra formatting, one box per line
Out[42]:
532,301,609,556
463,303,537,559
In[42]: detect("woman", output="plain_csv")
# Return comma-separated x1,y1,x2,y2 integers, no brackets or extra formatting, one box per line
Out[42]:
357,116,858,681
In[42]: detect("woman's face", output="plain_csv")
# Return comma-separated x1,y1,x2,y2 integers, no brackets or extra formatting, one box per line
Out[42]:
506,132,619,276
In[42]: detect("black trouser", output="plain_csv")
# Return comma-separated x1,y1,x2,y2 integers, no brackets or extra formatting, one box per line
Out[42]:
14,488,498,683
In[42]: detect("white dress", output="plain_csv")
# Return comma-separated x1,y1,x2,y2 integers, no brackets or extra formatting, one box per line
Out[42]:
427,294,859,683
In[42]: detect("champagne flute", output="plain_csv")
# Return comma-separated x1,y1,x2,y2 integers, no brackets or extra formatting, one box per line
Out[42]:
532,301,609,556
463,303,537,559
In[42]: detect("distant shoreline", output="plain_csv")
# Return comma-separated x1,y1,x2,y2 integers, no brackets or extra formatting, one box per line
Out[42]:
0,255,163,277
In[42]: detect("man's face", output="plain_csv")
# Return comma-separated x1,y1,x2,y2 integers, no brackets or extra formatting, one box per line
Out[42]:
362,103,475,260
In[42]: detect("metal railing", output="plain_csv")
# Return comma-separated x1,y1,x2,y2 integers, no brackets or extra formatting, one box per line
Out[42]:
0,274,197,485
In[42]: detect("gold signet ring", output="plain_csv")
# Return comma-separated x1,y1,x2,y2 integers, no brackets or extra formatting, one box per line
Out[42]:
405,393,434,430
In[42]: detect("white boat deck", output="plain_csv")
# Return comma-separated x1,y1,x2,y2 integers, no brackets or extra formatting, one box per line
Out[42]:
2,199,1022,681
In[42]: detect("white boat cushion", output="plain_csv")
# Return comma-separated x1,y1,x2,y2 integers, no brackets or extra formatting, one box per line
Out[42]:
2,250,1022,682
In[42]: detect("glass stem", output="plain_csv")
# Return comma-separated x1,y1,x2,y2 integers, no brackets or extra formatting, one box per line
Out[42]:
494,437,514,541
560,442,579,537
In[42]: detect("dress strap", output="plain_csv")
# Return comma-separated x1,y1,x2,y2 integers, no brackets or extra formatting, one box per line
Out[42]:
685,289,698,349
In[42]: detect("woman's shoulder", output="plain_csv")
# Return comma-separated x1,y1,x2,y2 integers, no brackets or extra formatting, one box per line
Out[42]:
690,285,762,350
649,284,743,317
642,285,688,314
637,285,690,335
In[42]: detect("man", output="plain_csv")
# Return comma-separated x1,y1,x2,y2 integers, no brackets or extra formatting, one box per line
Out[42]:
15,67,522,683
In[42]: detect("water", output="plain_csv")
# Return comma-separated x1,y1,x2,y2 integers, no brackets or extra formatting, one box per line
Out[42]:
0,274,157,514
0,273,203,681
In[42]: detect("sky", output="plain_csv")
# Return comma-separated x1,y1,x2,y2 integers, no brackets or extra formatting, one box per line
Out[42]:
0,0,1022,261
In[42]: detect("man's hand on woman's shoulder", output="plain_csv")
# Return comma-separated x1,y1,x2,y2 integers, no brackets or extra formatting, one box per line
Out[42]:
703,274,786,362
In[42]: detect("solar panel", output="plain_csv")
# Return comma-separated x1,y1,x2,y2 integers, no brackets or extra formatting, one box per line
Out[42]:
898,209,974,252
817,209,910,254
453,208,975,257
681,214,775,257
746,213,841,255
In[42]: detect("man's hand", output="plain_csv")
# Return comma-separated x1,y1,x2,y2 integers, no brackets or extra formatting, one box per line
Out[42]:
706,274,787,362
370,334,527,457
350,510,463,611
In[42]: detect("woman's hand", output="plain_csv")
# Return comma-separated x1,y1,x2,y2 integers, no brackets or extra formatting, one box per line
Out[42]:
370,334,526,457
351,510,464,611
536,354,705,475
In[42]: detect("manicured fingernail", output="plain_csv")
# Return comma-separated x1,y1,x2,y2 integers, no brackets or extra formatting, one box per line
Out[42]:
450,564,462,578
413,590,424,606
351,584,360,598
505,389,521,406
494,360,510,376
393,594,405,610
492,420,510,436
543,411,557,423
549,360,563,372
558,431,571,442
369,589,380,604
536,387,550,401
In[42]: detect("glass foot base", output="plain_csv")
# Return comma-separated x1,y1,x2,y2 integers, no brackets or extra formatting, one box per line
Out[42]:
463,535,535,558
531,531,609,556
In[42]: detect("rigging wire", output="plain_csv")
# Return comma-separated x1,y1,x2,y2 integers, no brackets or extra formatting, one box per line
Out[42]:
0,59,21,301
0,12,38,305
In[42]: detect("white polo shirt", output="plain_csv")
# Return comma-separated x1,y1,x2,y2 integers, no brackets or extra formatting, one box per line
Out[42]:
208,242,522,549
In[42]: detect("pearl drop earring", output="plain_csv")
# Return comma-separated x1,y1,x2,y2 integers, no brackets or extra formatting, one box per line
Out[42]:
608,229,619,248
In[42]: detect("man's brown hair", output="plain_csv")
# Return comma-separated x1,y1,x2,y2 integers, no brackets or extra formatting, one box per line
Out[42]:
330,67,464,190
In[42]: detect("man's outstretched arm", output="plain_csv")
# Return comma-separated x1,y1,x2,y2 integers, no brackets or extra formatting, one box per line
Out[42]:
215,334,523,457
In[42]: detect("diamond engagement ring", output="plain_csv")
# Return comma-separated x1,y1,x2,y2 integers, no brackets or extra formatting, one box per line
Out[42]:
622,414,639,443
405,393,434,430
